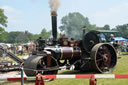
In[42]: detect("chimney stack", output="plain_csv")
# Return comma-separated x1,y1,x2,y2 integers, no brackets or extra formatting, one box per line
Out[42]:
51,11,57,45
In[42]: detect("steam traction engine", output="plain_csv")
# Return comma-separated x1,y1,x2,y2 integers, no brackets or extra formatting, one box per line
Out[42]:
23,11,117,76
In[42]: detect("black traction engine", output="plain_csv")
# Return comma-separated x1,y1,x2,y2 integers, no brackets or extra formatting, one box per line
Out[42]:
23,11,117,76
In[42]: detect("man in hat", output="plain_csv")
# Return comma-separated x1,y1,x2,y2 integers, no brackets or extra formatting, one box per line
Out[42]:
109,34,115,42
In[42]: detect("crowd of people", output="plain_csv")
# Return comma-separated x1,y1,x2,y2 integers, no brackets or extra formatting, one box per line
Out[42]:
7,43,34,56
108,34,128,57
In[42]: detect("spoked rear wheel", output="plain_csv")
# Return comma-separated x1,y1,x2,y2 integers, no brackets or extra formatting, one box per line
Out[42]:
91,43,117,73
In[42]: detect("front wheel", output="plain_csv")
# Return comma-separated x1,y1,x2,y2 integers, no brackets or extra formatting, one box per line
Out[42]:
24,55,58,80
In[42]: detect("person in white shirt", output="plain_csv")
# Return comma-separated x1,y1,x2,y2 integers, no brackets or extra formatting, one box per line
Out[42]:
18,45,23,55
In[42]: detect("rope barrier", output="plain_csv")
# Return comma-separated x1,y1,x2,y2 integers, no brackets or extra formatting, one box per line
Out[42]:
35,74,128,79
1,74,128,81
1,73,128,85
1,67,128,85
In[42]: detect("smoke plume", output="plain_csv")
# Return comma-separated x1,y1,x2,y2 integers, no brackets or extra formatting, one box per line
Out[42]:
49,0,60,12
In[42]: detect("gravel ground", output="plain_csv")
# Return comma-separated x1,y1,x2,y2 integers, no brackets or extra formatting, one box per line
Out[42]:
0,71,26,84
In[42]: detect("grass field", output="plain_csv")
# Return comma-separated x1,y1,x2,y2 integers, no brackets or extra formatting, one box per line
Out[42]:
1,53,128,85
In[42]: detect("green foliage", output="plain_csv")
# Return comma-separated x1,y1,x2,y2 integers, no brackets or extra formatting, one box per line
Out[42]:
15,31,33,43
32,28,51,41
24,31,33,41
0,27,7,42
103,24,110,30
59,12,104,39
0,9,8,42
89,24,104,30
115,24,128,38
6,28,51,43
59,12,90,39
7,31,33,43
7,32,22,43
40,28,51,40
0,9,8,27
32,34,40,40
15,32,27,43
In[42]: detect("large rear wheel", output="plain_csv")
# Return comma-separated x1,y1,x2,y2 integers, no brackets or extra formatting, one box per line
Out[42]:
90,43,117,73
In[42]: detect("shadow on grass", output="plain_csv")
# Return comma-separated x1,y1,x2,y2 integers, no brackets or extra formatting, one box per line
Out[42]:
2,81,35,85
59,70,97,74
120,52,128,55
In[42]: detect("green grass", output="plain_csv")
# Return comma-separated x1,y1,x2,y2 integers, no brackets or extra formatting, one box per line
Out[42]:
2,79,128,85
1,53,128,85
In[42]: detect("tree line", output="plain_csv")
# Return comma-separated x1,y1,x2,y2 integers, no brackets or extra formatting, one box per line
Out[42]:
0,8,128,43
0,28,51,44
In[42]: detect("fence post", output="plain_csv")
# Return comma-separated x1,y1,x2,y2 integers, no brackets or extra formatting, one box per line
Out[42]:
35,74,45,85
90,78,97,85
21,67,24,85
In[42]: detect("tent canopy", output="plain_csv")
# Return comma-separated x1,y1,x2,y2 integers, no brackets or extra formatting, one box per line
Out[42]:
114,37,127,41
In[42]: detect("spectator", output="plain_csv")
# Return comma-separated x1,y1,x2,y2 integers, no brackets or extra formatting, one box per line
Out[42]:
29,44,33,53
13,45,17,54
24,45,29,54
109,34,115,43
17,45,23,56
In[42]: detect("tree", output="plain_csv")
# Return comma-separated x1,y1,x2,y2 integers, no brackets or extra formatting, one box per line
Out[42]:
0,9,8,42
40,28,51,40
89,24,104,30
103,24,110,30
7,31,33,43
24,31,33,41
0,28,7,42
6,32,21,43
15,32,28,43
32,34,40,40
32,28,51,41
0,9,7,27
59,12,91,39
115,24,128,38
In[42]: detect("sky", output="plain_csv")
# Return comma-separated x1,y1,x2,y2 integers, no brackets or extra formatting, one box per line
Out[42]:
0,0,128,34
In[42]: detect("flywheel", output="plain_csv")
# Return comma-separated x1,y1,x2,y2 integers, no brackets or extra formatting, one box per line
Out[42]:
82,30,101,52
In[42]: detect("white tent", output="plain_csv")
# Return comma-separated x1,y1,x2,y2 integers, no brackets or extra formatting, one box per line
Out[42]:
114,37,127,41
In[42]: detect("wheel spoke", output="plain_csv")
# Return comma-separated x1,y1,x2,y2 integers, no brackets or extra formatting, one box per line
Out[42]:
96,58,102,62
91,43,117,73
95,45,113,72
100,62,105,70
